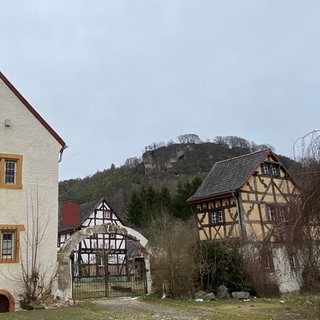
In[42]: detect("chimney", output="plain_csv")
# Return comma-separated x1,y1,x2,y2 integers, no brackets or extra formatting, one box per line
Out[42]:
62,202,80,227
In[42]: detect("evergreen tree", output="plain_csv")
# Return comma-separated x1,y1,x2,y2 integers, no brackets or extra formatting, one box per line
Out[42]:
172,176,202,220
156,187,172,215
125,177,201,227
125,190,143,228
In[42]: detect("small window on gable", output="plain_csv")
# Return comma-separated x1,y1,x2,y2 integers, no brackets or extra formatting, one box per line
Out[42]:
261,162,269,175
261,162,280,177
103,210,110,219
0,154,23,189
270,164,279,176
210,209,224,225
0,225,24,263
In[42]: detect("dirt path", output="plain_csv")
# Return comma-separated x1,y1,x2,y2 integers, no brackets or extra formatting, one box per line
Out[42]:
93,296,312,320
95,297,215,319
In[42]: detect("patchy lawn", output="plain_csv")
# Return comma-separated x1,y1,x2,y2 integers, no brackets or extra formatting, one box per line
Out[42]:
2,294,320,320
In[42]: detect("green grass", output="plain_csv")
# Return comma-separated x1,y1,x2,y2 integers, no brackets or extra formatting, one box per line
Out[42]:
1,294,320,320
139,293,320,320
0,302,101,320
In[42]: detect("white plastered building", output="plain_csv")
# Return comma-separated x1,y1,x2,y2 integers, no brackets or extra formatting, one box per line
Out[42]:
0,72,66,311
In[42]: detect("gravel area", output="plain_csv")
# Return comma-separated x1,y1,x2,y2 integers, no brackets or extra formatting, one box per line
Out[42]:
95,297,214,319
92,296,318,320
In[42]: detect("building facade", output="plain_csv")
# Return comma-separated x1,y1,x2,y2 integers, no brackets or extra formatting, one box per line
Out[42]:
58,198,149,299
59,198,128,277
188,149,305,293
0,72,66,311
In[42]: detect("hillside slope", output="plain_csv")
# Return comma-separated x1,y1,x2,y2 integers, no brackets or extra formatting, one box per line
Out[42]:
59,143,297,217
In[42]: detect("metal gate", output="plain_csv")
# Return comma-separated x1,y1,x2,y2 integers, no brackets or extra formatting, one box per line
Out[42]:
71,238,147,299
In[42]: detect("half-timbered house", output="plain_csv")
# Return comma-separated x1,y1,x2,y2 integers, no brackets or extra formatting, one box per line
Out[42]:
58,198,146,298
59,199,128,276
188,148,305,293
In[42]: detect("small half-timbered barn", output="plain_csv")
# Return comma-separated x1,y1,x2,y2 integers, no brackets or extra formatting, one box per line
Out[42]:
58,198,146,298
59,198,128,276
188,149,304,293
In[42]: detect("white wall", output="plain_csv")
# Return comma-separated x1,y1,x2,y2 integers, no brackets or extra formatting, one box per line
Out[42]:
0,77,62,305
272,247,301,293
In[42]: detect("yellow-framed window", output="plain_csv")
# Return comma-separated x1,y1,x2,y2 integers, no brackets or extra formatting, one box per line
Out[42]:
0,154,23,189
0,225,25,263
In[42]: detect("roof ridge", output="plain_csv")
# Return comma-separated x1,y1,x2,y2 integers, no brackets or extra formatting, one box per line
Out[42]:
215,148,270,165
80,197,107,209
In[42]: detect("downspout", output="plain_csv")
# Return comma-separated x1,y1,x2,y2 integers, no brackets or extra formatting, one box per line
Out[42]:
232,190,246,240
59,145,68,163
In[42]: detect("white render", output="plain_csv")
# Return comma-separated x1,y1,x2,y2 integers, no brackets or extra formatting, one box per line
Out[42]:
0,74,65,309
60,202,127,265
272,247,301,293
241,243,304,294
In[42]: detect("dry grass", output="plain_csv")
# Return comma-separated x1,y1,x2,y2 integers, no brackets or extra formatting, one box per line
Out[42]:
1,293,320,320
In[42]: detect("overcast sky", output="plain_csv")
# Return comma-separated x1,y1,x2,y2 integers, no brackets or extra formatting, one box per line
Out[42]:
1,1,320,181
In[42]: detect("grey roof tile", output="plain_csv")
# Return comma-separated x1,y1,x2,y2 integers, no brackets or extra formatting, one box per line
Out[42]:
79,198,102,223
188,149,272,202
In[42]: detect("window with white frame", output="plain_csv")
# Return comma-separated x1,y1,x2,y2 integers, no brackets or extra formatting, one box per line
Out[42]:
267,205,276,221
210,209,224,225
266,204,288,222
270,164,279,176
261,162,269,175
103,209,110,219
261,162,280,177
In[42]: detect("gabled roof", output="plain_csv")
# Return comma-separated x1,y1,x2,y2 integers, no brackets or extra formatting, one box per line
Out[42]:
0,71,66,149
188,149,285,203
58,220,78,234
59,198,124,233
79,198,103,223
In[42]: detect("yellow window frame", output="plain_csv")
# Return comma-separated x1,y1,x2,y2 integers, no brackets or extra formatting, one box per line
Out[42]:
0,225,25,263
0,154,23,189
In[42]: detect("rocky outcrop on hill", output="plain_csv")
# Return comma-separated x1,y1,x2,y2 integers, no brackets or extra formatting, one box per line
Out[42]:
142,143,250,175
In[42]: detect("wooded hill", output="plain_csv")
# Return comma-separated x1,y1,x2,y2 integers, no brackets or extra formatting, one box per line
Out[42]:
59,140,297,221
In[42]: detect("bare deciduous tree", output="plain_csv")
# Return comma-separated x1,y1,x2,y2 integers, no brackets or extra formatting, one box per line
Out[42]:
148,213,199,298
20,189,57,306
177,134,202,144
213,136,275,152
